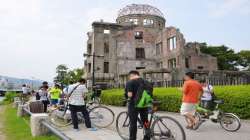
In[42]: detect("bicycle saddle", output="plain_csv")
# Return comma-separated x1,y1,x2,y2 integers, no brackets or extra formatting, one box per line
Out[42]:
213,99,224,104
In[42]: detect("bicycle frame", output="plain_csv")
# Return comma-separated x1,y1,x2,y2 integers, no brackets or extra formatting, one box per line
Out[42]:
121,107,173,138
196,102,223,121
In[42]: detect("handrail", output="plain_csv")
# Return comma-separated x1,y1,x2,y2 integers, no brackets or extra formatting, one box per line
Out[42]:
41,121,71,140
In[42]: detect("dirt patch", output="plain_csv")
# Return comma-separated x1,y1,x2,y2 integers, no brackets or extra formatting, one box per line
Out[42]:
0,105,6,140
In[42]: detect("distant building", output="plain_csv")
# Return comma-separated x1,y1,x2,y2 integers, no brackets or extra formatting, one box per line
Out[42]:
84,4,217,87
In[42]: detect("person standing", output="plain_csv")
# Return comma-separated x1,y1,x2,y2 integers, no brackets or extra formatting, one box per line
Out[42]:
126,70,150,140
200,79,215,110
39,85,49,112
49,84,62,107
66,78,92,131
180,71,203,129
21,84,29,103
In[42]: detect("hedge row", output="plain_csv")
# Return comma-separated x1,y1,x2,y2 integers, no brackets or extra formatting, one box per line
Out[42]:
101,85,250,119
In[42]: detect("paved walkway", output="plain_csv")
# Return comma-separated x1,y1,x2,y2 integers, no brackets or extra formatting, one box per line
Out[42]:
60,106,250,140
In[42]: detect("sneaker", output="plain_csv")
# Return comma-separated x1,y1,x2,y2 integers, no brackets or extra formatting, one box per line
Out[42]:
89,127,98,131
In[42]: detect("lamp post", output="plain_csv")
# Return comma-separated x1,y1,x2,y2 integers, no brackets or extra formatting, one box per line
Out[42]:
83,52,104,89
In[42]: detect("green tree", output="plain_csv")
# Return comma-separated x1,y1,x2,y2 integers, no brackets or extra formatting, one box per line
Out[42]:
54,65,84,86
238,50,250,71
54,64,69,85
200,43,240,70
67,68,84,83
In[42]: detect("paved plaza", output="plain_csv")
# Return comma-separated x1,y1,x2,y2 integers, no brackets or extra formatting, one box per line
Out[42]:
60,106,250,140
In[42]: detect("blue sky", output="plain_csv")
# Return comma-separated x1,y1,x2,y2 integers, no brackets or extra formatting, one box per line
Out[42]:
0,0,249,81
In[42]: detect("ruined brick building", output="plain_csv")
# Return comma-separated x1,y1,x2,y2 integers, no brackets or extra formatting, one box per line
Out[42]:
84,4,218,87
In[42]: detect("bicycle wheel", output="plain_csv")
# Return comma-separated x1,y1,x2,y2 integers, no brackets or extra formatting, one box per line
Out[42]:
49,108,72,127
219,113,241,132
116,111,130,140
151,116,186,140
89,105,114,128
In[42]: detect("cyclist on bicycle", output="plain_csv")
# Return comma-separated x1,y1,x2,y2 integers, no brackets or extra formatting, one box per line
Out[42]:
180,71,203,129
125,70,151,140
200,79,215,111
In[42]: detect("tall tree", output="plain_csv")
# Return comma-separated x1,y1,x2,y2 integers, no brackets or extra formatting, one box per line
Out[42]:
67,68,84,83
54,64,68,85
200,43,240,70
54,65,84,86
238,50,250,71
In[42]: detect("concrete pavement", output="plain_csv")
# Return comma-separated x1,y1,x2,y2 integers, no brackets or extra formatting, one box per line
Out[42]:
60,105,250,140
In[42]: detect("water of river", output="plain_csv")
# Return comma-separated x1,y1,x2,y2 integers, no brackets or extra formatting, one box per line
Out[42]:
0,97,5,102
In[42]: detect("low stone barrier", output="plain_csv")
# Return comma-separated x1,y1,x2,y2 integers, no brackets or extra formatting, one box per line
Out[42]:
13,97,20,108
16,100,71,140
17,104,29,117
30,113,49,136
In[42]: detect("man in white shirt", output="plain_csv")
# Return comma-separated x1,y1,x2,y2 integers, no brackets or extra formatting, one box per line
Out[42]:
21,84,30,102
22,84,29,94
66,78,91,131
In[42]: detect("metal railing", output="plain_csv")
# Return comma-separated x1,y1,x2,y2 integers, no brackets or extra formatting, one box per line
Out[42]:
22,106,71,140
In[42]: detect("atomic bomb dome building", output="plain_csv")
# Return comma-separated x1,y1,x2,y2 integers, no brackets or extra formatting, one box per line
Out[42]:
84,4,218,87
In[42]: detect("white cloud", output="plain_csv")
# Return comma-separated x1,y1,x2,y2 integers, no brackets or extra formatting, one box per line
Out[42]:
209,0,250,18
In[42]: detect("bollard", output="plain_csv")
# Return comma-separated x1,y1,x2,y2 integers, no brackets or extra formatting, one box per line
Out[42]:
30,113,49,137
13,97,21,108
17,104,28,117
13,101,21,108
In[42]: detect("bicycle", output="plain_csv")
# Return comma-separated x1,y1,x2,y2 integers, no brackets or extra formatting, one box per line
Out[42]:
48,100,115,128
90,90,101,105
192,99,241,132
116,100,186,140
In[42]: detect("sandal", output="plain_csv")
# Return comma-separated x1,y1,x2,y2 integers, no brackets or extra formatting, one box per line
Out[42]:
186,125,193,129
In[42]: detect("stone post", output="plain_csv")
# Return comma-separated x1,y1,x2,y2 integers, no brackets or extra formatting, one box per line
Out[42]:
17,104,28,117
12,97,21,108
30,113,49,137
13,101,21,108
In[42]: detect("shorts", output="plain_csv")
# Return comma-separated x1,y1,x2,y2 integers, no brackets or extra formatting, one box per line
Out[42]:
51,99,58,105
180,103,196,116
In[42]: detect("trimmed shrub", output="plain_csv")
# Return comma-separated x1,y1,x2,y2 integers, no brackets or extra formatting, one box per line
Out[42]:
3,91,18,103
101,85,250,119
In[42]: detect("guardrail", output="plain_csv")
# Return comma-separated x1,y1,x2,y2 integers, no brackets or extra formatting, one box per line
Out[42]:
20,103,71,140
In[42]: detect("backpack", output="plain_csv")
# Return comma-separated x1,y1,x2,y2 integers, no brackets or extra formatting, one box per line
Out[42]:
134,79,153,108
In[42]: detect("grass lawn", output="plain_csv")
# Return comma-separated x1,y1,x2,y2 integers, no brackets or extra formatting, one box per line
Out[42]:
0,105,59,140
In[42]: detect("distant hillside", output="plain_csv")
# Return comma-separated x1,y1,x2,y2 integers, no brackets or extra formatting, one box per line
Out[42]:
0,75,46,90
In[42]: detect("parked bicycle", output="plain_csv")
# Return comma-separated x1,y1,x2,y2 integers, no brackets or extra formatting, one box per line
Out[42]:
90,90,101,105
49,100,115,128
116,100,186,140
191,99,241,132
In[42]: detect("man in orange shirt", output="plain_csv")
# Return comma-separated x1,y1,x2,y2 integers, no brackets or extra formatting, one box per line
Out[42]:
181,71,203,129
